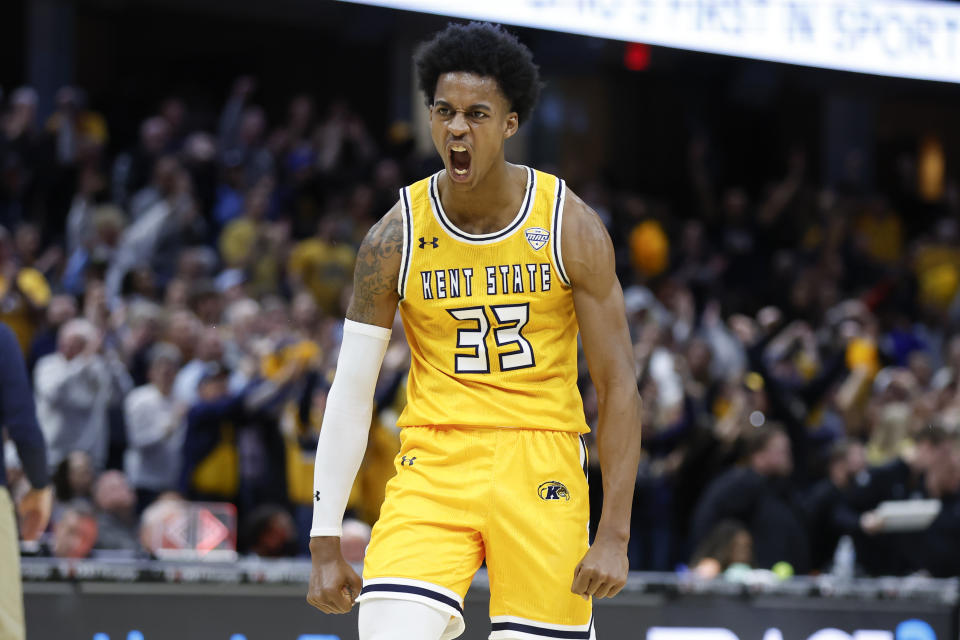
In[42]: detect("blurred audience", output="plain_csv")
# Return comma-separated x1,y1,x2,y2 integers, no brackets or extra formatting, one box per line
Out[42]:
2,76,959,576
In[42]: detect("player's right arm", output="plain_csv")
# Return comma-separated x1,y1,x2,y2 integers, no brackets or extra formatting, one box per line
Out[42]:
307,203,403,614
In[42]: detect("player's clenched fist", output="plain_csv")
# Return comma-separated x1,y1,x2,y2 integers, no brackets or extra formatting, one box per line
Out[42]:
307,537,363,614
570,534,629,600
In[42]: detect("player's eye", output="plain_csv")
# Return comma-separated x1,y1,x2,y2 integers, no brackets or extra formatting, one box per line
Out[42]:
472,111,488,119
435,106,451,116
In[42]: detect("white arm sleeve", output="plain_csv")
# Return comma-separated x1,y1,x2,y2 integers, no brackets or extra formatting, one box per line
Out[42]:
310,319,392,537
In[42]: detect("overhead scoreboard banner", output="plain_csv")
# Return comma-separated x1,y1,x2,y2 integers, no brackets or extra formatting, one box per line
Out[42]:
339,0,960,84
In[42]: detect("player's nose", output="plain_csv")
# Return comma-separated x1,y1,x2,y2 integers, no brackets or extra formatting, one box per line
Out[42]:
447,110,469,135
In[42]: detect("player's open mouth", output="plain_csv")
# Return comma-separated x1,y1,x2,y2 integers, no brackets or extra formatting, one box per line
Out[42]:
449,144,472,180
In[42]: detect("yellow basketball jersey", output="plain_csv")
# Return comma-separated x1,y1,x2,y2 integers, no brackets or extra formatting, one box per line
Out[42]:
395,167,588,434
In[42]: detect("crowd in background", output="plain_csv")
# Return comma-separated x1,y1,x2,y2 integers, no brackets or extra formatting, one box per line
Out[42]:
1,75,959,577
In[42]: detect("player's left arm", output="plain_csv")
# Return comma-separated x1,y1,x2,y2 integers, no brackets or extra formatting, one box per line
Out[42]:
564,190,643,600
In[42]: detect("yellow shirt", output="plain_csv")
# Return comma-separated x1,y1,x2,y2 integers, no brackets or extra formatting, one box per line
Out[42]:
219,218,256,267
287,238,356,315
219,219,279,297
0,267,51,354
855,212,902,264
396,168,588,434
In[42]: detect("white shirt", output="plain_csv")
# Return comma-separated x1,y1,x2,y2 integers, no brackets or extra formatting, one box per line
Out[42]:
34,352,132,471
123,384,185,491
171,359,207,406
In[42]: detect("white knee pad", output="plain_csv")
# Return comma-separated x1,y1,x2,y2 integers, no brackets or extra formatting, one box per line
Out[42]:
358,598,456,640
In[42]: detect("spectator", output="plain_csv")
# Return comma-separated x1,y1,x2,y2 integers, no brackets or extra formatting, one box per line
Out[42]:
51,450,95,511
163,310,200,365
44,86,108,168
172,326,225,406
158,98,187,151
114,116,171,211
691,424,810,574
34,318,133,471
852,425,953,513
179,365,240,503
52,503,98,559
0,87,41,229
915,437,960,576
242,504,297,557
181,358,302,516
128,138,176,221
221,298,264,390
287,215,356,315
91,470,139,552
13,222,59,278
61,201,125,296
218,77,274,188
341,518,373,564
27,294,78,374
218,177,287,298
139,492,187,557
0,225,51,355
104,157,205,303
690,519,754,579
802,440,868,572
851,425,956,575
123,342,187,512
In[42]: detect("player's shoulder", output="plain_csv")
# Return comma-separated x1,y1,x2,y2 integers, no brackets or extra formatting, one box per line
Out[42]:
560,186,597,225
360,202,404,255
560,185,612,260
352,201,405,298
348,202,405,323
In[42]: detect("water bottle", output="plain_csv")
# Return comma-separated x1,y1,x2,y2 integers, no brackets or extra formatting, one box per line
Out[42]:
832,535,855,580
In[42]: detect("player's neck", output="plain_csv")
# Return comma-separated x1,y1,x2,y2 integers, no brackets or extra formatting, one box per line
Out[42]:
438,162,526,234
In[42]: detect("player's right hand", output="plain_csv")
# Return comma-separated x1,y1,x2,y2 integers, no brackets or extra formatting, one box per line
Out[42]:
307,536,363,614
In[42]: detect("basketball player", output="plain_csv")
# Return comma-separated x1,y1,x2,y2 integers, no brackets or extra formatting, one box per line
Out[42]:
307,23,642,640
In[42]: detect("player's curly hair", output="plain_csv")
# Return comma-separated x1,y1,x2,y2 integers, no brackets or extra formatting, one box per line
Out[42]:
414,22,542,126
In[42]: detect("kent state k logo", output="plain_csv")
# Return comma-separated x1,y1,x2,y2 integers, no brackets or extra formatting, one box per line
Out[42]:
538,480,570,501
419,236,439,249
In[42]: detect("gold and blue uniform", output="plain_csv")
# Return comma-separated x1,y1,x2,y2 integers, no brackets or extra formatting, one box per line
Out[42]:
358,167,595,640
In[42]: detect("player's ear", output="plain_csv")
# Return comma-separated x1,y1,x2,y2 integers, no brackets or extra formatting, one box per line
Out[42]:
504,112,519,139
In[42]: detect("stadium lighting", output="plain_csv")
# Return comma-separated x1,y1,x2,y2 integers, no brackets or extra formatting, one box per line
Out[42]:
338,0,960,84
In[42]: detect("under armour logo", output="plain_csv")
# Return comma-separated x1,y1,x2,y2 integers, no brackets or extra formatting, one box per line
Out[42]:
401,456,417,466
314,490,321,502
418,237,439,249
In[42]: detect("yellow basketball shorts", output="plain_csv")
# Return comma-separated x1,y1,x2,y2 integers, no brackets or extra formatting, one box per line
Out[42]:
357,426,595,640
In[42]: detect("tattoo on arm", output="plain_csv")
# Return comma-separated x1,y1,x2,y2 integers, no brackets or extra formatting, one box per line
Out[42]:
346,213,403,324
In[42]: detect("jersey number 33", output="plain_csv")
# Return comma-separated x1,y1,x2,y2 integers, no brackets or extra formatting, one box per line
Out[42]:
448,303,534,374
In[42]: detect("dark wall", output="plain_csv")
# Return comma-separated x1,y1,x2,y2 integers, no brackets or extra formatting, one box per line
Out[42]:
72,0,393,151
0,0,26,92
9,0,960,199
